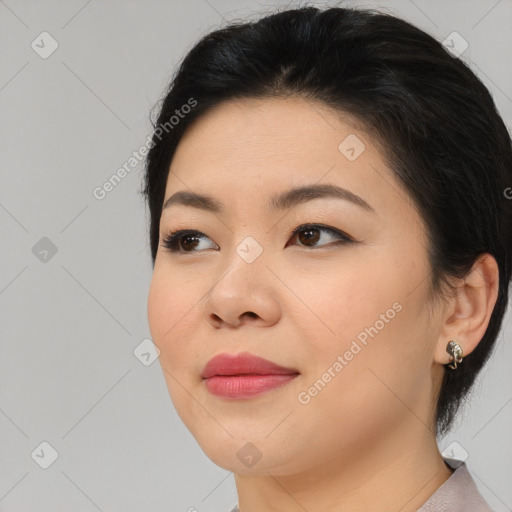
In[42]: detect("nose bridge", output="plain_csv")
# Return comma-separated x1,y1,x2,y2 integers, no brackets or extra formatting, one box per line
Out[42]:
217,233,268,292
204,233,280,327
234,233,266,265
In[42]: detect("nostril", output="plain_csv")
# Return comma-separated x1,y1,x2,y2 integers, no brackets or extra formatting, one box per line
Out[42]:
209,313,223,326
208,311,259,328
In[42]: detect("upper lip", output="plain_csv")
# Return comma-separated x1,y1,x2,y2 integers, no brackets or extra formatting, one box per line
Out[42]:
201,352,299,379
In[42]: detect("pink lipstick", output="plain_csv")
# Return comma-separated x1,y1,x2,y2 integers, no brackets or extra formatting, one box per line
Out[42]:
201,352,299,399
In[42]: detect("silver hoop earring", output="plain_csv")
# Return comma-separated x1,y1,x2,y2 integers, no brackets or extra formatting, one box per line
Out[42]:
446,340,464,370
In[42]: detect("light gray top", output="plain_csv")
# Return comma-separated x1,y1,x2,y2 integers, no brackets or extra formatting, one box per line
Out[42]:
228,458,494,512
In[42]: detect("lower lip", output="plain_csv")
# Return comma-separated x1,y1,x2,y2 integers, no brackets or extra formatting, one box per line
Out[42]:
204,374,299,399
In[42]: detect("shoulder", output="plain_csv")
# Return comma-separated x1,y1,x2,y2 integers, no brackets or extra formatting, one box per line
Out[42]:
228,459,495,512
417,458,495,512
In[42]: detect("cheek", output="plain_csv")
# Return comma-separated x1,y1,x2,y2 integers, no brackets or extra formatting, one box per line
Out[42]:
147,267,208,425
290,253,427,393
147,266,200,368
291,312,423,462
289,256,399,348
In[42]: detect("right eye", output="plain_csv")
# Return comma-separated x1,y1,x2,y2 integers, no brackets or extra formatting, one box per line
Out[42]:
161,230,218,253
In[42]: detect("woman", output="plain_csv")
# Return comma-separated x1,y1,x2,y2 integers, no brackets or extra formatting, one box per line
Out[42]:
143,5,511,511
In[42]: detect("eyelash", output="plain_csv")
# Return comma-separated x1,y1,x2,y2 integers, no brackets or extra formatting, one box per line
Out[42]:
160,223,353,254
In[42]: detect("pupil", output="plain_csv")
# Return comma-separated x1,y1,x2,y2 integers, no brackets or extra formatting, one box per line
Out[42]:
299,229,319,246
182,236,199,251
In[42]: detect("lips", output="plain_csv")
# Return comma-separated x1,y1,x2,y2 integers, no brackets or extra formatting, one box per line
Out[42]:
201,352,300,399
201,352,299,379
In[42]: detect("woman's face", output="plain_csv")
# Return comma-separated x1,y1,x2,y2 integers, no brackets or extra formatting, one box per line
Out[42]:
148,97,444,475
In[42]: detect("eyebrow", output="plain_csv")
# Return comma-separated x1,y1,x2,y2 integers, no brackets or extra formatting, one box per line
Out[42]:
162,183,375,214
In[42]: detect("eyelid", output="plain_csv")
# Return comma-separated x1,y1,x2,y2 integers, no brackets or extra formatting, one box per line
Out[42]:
289,223,353,243
160,223,353,253
160,229,218,254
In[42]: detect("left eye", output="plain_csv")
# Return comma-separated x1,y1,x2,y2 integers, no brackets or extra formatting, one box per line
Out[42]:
286,224,353,248
161,230,217,253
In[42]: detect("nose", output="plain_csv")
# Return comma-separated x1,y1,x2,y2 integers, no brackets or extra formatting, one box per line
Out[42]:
205,261,281,329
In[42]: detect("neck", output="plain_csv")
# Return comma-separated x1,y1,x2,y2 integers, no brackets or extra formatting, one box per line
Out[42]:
233,417,453,512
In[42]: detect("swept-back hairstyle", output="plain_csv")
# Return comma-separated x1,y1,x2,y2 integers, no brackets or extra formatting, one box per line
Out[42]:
143,5,512,437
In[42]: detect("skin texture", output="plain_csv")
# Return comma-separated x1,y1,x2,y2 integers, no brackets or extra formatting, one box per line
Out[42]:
147,97,499,512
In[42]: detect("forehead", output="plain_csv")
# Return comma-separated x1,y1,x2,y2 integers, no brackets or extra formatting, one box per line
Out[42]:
174,96,366,160
164,96,417,223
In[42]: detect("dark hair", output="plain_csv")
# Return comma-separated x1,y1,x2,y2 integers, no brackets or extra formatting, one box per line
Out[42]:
142,4,512,438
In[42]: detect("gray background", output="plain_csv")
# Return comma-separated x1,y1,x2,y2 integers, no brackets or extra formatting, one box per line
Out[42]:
1,0,511,511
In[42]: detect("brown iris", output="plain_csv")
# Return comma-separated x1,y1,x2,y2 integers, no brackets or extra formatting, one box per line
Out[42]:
297,228,321,246
180,235,201,251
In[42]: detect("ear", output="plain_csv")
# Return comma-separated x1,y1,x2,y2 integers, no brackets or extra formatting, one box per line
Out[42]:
434,253,500,365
